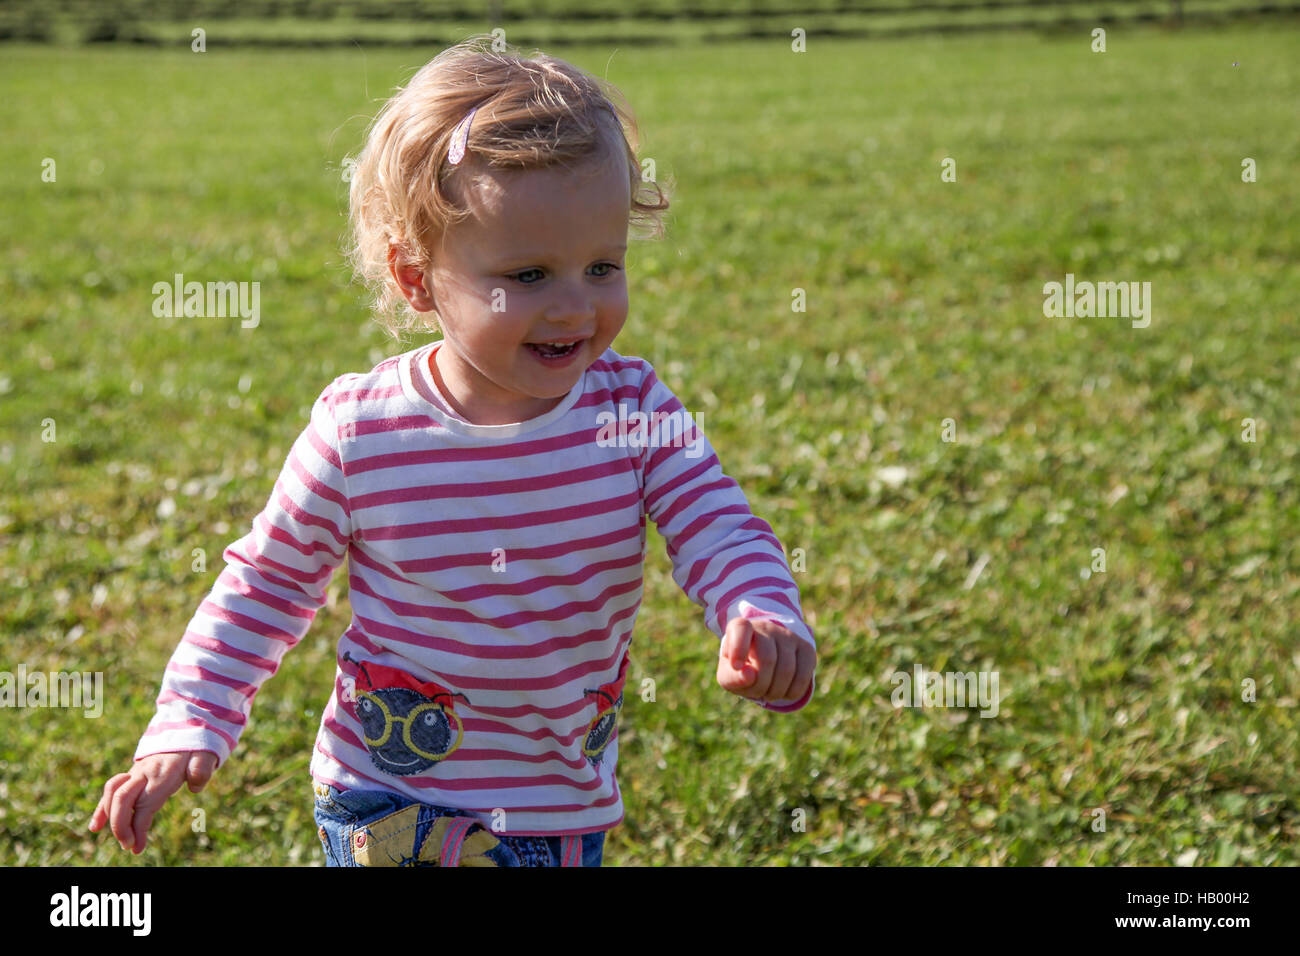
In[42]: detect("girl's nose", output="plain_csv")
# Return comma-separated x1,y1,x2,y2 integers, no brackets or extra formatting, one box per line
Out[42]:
544,280,597,324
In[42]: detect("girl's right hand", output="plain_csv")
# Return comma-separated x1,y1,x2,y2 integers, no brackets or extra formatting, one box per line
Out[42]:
88,751,218,854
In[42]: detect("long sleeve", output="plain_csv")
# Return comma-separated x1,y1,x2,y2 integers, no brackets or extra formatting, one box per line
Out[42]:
133,377,354,767
636,367,816,712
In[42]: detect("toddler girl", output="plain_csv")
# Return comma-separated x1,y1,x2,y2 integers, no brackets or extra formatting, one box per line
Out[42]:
90,33,817,867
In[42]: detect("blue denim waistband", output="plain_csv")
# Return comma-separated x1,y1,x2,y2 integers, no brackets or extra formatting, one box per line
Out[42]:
311,782,603,867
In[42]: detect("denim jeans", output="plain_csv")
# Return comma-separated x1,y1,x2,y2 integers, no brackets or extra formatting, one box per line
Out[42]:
312,783,605,867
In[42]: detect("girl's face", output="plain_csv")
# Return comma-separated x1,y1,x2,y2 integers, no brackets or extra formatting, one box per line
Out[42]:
393,151,631,426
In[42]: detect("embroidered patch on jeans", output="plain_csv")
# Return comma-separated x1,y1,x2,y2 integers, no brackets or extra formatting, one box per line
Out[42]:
352,805,505,867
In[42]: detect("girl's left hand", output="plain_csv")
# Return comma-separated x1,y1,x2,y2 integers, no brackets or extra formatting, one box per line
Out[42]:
717,616,816,704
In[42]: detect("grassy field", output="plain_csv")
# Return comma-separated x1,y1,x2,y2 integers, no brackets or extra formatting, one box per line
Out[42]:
1,22,1297,866
4,0,1294,46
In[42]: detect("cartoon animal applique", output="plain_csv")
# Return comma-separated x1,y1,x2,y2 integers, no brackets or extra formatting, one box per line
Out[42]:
343,652,469,776
581,653,630,766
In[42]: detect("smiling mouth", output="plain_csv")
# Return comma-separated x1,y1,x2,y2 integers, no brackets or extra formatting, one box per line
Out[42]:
526,340,583,358
380,754,422,767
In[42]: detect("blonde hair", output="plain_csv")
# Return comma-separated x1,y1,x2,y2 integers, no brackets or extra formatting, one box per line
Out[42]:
346,34,672,341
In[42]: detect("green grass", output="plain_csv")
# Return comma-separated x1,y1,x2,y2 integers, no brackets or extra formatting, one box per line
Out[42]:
4,0,1294,47
1,23,1297,866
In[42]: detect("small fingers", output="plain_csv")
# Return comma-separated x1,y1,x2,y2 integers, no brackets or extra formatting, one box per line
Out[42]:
722,617,754,671
89,772,132,832
717,652,754,694
791,636,817,701
128,760,193,853
762,630,800,702
719,619,817,704
717,620,758,694
108,774,149,851
187,752,217,792
130,802,160,855
772,636,816,704
740,628,777,699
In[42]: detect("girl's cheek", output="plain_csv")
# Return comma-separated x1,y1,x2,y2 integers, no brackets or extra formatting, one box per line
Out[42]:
487,289,521,319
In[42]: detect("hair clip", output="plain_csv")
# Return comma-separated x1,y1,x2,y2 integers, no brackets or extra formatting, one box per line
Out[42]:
447,106,479,166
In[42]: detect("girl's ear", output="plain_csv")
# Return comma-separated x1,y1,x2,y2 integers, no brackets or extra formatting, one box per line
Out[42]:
388,245,437,312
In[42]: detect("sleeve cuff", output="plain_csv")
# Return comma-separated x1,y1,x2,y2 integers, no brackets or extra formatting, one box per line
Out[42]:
134,730,232,770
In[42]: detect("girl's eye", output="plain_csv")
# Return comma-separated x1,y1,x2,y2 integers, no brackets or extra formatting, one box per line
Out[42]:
507,264,621,283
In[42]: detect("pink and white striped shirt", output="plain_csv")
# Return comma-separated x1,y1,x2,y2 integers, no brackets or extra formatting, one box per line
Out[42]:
134,342,816,835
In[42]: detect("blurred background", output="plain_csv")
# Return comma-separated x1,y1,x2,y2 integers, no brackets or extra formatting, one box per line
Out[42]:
1,0,1297,45
1,2,1297,867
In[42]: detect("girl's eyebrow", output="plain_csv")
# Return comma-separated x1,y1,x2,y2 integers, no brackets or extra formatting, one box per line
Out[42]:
495,243,627,264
